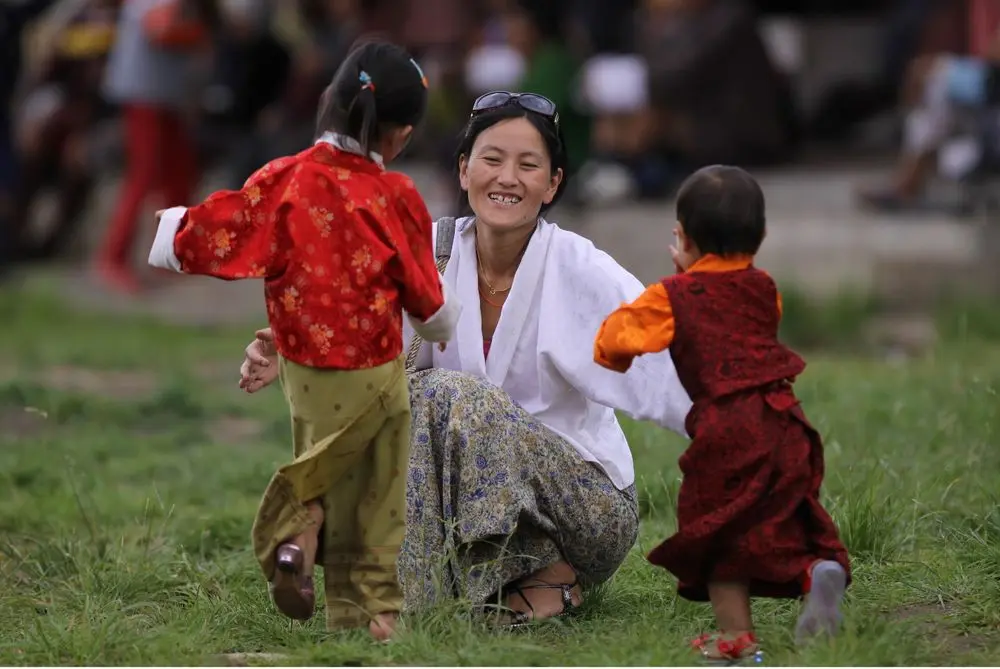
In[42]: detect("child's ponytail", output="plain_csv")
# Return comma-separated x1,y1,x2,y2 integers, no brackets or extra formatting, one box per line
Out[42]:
348,70,379,156
316,41,429,160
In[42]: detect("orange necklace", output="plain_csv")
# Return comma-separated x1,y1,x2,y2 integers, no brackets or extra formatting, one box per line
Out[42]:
479,287,505,308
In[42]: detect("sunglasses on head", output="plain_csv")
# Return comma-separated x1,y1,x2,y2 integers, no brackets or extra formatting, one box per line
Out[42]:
471,91,560,127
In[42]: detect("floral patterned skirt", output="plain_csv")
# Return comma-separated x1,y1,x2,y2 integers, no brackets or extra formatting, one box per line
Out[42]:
399,368,639,612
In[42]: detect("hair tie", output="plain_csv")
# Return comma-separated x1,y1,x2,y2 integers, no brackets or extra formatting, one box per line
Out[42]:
410,58,429,89
359,70,375,92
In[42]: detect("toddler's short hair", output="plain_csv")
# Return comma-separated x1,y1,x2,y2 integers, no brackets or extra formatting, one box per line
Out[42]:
676,165,766,257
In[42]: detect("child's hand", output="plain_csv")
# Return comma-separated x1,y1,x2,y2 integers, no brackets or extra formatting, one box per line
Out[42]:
670,229,695,273
239,328,279,393
438,342,447,352
155,209,165,225
670,243,690,273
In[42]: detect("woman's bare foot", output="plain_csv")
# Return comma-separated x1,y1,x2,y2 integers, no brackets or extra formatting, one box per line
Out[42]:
503,560,583,624
369,612,399,642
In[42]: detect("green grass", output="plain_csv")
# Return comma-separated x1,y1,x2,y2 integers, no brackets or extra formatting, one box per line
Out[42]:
3,288,1000,665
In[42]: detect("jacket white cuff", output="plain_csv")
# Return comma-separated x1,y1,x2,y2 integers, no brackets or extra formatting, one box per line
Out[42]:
407,275,461,342
147,206,188,272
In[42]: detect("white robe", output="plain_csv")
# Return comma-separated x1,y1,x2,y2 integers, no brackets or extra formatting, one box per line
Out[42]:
403,216,692,490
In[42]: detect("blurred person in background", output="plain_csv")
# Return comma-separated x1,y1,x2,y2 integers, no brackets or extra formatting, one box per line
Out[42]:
577,0,794,204
857,0,1000,211
808,0,943,142
245,0,365,173
10,0,120,265
0,0,58,274
390,0,477,211
197,0,290,189
506,1,590,178
96,0,218,293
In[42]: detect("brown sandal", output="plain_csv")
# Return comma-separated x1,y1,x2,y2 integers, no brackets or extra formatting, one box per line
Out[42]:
498,578,580,629
269,543,315,621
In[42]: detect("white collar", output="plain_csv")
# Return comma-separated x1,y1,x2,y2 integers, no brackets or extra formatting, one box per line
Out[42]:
314,131,384,167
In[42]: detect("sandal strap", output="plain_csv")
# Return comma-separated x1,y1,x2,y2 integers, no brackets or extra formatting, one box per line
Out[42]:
498,577,580,628
505,583,535,617
510,578,579,612
692,632,759,660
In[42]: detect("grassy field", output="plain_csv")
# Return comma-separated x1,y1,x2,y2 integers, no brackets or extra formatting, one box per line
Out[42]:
2,288,1000,666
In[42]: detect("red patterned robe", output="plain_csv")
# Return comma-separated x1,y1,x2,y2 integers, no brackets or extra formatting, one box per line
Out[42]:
594,254,850,601
148,140,449,370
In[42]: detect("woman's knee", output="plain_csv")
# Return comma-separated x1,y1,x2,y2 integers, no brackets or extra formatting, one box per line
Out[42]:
562,493,639,584
409,368,511,411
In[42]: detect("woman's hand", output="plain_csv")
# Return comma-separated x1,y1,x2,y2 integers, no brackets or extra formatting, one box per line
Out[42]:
239,328,279,393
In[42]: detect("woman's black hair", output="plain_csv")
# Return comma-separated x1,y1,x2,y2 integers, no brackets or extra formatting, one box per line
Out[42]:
454,104,570,216
315,40,428,156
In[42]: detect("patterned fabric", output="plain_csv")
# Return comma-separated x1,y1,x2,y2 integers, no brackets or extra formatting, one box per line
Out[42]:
251,357,410,629
646,266,850,602
593,254,784,375
172,143,444,370
398,368,639,611
662,265,805,401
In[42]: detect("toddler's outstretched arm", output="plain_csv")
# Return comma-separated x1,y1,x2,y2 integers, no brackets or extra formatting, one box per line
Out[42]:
594,283,676,373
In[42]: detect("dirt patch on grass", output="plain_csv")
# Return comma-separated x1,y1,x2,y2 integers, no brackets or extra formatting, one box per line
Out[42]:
206,417,264,445
217,652,288,667
0,406,51,439
36,365,159,401
893,602,991,658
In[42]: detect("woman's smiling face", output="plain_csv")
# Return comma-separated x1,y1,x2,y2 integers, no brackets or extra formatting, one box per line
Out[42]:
459,117,562,231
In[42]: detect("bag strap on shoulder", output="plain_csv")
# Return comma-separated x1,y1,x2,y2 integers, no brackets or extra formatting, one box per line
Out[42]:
405,217,458,372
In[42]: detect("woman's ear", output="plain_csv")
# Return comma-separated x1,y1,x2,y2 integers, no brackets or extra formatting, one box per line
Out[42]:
458,154,470,192
542,167,563,204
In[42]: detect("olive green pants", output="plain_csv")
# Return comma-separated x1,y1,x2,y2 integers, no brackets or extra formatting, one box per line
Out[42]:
251,356,410,630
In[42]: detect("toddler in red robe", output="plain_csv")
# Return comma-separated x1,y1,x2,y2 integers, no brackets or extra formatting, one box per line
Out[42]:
593,165,850,663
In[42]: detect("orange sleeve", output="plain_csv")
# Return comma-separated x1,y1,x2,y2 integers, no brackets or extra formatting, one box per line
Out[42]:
594,282,675,373
381,172,445,321
777,291,783,319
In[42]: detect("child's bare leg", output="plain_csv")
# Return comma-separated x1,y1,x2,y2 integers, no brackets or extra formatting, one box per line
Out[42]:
290,500,324,573
696,582,758,661
708,582,753,634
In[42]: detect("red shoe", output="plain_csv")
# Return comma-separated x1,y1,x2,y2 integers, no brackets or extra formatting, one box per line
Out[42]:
692,631,763,666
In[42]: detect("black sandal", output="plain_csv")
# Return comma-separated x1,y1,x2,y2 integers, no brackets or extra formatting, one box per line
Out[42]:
498,578,581,629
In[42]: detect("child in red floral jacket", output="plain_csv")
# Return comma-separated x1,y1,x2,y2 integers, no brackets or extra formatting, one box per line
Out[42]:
148,42,458,641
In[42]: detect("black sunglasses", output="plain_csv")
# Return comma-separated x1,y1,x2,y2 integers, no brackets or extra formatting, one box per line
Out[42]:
471,91,560,127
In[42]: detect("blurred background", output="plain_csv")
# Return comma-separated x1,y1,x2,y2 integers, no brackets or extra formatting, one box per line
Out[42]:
1,0,999,350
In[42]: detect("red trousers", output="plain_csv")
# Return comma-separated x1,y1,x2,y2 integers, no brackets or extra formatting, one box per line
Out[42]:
100,103,197,267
